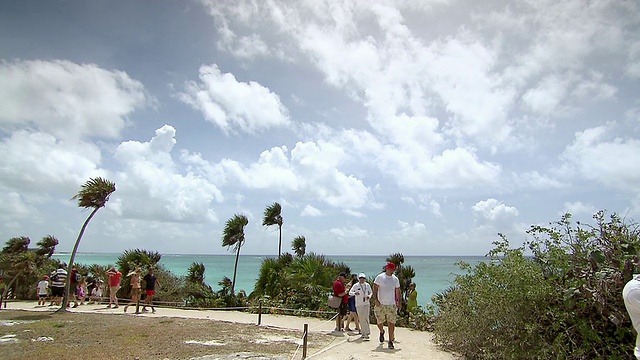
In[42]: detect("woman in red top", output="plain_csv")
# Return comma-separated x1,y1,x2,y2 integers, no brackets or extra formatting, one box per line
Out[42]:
105,266,122,309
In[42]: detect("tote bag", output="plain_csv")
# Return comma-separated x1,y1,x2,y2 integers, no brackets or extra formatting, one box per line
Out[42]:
328,294,341,309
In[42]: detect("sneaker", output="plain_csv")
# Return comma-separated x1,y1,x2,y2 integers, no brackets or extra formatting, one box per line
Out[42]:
388,340,394,349
72,304,78,308
113,305,119,309
152,309,156,314
142,308,149,313
123,306,128,313
379,330,385,343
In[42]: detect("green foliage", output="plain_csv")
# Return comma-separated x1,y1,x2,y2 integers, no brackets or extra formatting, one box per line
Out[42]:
116,249,162,298
70,177,116,209
292,235,306,257
0,236,61,300
186,262,206,285
262,202,283,257
222,214,249,296
432,211,640,359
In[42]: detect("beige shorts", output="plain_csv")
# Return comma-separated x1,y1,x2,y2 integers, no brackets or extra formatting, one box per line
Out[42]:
374,304,397,324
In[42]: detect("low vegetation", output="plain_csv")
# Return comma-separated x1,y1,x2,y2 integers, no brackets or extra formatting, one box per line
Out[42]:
431,211,639,359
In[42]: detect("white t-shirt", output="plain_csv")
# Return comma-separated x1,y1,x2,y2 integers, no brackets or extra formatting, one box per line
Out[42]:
374,272,400,306
37,280,49,295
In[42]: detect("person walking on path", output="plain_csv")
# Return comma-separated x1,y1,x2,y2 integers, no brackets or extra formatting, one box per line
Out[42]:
624,271,640,359
333,272,348,331
344,281,360,333
349,272,373,340
142,267,160,313
36,275,49,306
373,262,401,349
69,266,81,308
49,266,67,306
105,266,122,308
124,266,142,313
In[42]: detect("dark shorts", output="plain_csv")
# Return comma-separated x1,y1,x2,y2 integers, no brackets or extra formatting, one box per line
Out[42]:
51,286,64,297
38,294,48,299
338,302,347,316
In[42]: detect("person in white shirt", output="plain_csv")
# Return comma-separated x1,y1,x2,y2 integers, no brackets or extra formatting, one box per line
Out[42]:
373,262,401,350
624,273,640,359
349,272,373,340
36,276,49,306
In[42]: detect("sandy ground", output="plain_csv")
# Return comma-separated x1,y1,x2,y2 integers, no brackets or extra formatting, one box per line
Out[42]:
1,301,456,360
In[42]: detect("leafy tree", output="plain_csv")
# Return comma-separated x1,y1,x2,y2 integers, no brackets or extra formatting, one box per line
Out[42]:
35,235,58,258
116,249,161,298
2,236,30,254
187,262,206,285
292,235,306,257
61,177,116,311
262,202,283,258
222,214,248,296
0,250,36,301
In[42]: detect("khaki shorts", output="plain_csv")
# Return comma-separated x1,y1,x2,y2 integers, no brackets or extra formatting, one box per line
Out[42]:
374,304,397,324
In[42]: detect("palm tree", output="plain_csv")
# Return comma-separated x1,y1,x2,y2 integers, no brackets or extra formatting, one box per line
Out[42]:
262,202,283,258
222,214,248,297
187,262,206,285
292,235,306,257
60,177,116,311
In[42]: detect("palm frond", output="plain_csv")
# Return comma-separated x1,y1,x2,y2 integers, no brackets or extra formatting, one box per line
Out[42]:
71,177,116,209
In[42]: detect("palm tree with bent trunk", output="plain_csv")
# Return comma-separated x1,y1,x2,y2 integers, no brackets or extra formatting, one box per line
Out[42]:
60,177,116,311
262,202,283,258
222,214,248,297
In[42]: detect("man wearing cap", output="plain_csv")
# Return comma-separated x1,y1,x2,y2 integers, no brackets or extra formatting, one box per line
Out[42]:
333,272,348,331
373,262,401,349
349,273,373,340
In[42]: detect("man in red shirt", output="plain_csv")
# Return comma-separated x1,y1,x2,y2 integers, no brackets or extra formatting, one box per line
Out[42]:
333,272,348,331
105,266,122,309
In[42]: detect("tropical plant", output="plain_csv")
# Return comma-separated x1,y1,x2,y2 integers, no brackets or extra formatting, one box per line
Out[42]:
292,235,306,257
432,211,640,359
35,235,58,258
116,249,162,298
187,262,206,285
222,214,248,296
262,202,283,258
61,177,116,311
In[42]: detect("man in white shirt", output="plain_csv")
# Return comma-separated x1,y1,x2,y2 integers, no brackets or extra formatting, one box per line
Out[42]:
349,272,373,340
373,262,401,349
624,273,640,359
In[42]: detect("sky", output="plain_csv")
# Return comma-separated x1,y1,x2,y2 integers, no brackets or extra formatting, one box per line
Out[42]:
0,0,639,257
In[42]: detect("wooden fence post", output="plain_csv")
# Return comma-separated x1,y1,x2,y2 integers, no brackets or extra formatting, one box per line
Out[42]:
302,323,308,359
257,301,262,325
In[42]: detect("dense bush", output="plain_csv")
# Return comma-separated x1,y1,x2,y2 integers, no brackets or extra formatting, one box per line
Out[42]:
432,211,639,359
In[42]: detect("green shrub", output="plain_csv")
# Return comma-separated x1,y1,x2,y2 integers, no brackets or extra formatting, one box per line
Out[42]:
432,211,639,359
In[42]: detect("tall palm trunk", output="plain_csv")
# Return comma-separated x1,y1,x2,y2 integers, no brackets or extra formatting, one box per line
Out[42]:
231,245,240,296
278,224,282,258
59,207,98,312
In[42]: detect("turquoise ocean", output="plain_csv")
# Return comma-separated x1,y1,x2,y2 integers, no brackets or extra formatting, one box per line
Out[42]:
52,253,485,307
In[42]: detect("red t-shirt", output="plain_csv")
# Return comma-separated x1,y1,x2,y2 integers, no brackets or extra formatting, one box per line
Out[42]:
333,279,348,304
109,271,122,287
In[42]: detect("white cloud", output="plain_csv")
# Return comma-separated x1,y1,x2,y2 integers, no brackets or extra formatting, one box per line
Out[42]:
0,130,105,192
561,124,640,192
561,201,597,217
112,125,222,223
301,205,322,217
0,59,146,140
471,198,519,222
180,64,290,134
329,225,369,238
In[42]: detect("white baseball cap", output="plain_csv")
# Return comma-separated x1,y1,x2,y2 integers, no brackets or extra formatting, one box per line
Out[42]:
358,273,366,279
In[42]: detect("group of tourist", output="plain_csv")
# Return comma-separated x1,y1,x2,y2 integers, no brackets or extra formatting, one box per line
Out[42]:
333,262,418,350
35,264,160,313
